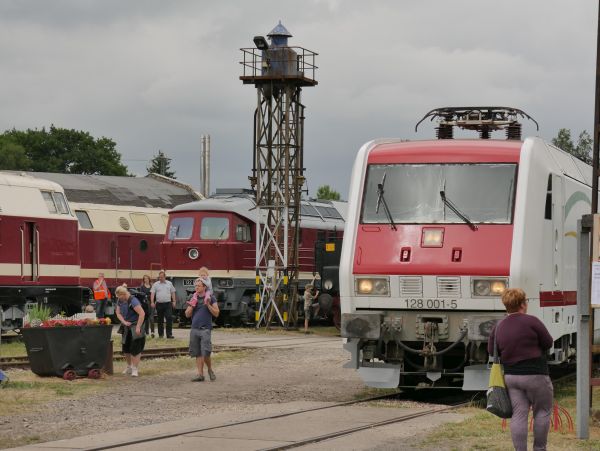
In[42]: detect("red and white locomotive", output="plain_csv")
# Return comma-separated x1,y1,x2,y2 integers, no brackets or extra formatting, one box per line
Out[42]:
0,173,87,330
161,189,346,324
340,108,582,390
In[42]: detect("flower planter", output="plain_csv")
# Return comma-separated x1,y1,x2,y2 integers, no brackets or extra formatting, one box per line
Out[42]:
21,325,112,379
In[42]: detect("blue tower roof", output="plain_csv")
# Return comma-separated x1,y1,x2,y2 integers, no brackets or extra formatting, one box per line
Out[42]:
267,21,292,38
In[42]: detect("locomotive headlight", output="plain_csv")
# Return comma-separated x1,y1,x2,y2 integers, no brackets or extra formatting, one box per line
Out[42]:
357,279,373,294
473,280,490,296
355,277,389,296
490,280,507,295
422,228,444,247
323,279,334,291
471,278,508,297
188,248,199,260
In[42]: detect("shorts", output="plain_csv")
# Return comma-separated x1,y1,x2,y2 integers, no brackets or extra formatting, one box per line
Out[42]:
122,330,145,356
189,328,212,357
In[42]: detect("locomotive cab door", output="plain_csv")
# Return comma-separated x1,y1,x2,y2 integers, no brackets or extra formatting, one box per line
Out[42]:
21,222,39,282
116,235,132,285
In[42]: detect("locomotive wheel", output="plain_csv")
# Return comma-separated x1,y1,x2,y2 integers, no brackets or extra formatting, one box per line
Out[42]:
332,306,341,331
62,370,77,381
239,296,255,326
87,369,101,379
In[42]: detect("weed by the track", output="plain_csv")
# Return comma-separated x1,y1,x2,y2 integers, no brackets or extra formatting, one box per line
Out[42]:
414,380,600,450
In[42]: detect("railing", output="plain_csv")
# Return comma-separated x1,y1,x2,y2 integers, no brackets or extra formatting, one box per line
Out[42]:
240,46,318,82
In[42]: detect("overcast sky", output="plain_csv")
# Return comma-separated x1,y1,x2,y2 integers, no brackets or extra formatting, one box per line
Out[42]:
0,1,596,198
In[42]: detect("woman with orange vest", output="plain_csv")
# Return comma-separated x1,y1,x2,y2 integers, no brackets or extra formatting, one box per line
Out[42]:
93,272,111,319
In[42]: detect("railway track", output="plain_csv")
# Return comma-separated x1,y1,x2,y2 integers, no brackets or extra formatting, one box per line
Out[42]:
82,390,474,451
0,345,246,370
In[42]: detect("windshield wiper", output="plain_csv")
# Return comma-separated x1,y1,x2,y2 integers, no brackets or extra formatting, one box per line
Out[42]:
440,190,478,231
376,173,397,231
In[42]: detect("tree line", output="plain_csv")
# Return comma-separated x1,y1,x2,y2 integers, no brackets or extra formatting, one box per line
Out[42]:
0,125,175,178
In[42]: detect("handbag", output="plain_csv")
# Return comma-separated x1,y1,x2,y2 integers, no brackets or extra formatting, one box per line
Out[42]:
129,322,146,340
486,322,513,418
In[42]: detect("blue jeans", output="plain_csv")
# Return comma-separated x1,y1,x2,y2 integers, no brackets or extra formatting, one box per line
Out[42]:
505,374,553,451
95,298,106,319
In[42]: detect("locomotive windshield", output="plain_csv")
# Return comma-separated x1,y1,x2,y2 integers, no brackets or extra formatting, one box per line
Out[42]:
361,163,517,224
200,217,229,240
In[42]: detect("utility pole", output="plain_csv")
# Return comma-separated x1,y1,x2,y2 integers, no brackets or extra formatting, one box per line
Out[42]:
577,1,600,439
240,22,318,327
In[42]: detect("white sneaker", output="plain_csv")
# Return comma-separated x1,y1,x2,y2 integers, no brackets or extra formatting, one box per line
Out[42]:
122,366,132,375
131,367,139,377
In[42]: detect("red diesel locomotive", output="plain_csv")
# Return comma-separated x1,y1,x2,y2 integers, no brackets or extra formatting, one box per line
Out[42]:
161,189,346,324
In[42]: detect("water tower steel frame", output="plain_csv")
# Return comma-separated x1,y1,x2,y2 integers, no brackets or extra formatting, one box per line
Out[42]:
240,23,318,327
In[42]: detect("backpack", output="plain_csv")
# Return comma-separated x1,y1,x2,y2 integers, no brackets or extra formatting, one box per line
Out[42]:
128,294,149,324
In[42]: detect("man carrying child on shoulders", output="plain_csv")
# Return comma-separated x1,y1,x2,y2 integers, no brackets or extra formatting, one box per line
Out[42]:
185,276,219,382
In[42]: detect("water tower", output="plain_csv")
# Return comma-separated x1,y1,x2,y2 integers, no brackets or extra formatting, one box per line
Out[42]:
240,22,318,327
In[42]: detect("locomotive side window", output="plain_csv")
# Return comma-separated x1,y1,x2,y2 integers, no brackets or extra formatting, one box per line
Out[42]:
168,217,194,240
75,210,93,229
139,239,148,252
200,217,229,240
52,192,70,214
544,175,552,220
236,223,251,242
130,213,153,232
41,191,58,213
301,204,319,217
361,163,517,224
315,206,343,219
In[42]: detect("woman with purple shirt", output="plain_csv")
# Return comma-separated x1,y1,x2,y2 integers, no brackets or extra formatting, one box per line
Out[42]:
488,288,554,451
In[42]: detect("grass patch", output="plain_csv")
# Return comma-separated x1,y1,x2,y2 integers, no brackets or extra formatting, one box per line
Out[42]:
415,379,600,450
0,340,26,358
216,326,340,337
132,335,189,349
0,371,103,416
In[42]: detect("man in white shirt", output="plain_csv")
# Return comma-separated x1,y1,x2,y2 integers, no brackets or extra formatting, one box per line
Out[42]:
150,270,177,338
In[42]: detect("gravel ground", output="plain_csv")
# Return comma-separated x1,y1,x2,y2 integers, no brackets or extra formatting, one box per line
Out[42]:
1,340,370,448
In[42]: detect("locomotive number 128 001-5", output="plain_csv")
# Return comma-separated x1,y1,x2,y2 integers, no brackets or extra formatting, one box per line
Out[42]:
402,299,458,309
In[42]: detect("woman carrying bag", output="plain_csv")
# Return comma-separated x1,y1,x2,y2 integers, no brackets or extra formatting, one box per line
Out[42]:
488,288,554,451
115,285,146,377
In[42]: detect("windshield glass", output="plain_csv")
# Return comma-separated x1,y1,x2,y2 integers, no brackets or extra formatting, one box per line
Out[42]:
168,217,194,240
361,163,517,224
200,217,229,240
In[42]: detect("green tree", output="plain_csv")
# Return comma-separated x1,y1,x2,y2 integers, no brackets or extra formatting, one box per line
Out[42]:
0,136,32,170
1,125,128,175
316,185,341,201
552,128,592,164
147,150,176,178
